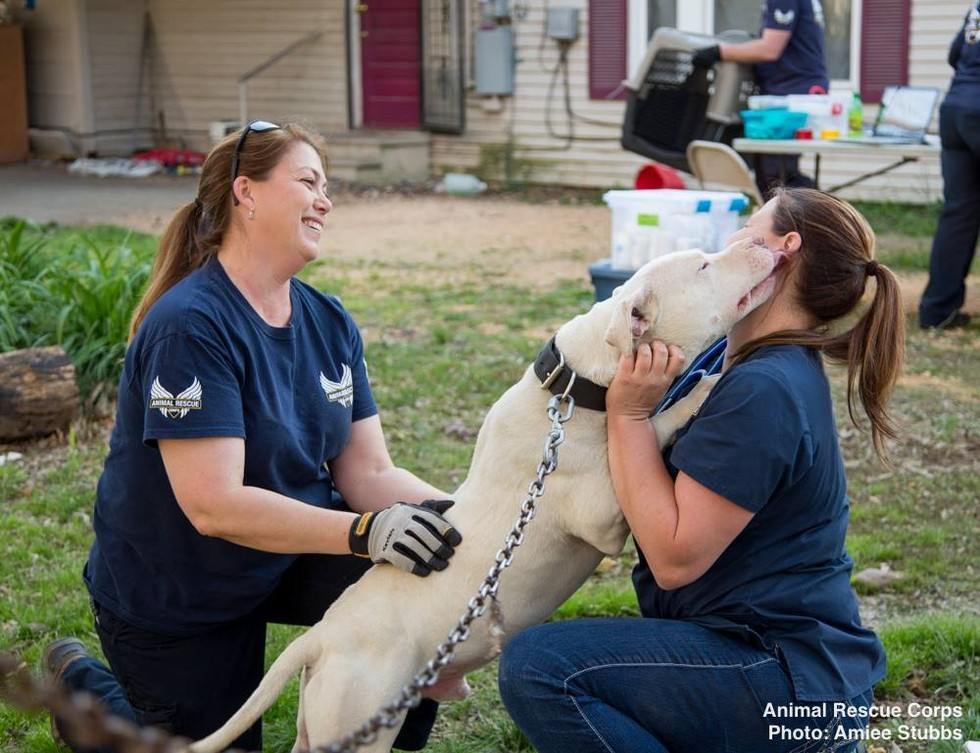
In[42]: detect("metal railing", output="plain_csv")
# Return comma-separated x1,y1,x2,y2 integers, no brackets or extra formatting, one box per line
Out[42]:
238,30,326,125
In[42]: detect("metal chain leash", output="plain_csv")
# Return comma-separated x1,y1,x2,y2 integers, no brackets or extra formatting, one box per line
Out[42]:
0,392,576,753
311,392,575,753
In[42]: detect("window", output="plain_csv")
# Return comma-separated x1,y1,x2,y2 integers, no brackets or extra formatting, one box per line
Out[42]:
627,0,858,86
714,0,852,81
647,0,676,38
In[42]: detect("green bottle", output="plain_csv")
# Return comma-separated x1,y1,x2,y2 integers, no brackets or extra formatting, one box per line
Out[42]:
848,92,863,137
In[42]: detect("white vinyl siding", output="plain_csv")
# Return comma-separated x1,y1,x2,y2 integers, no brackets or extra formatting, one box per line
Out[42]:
143,0,348,150
20,0,91,148
433,0,965,201
86,0,148,154
432,0,645,188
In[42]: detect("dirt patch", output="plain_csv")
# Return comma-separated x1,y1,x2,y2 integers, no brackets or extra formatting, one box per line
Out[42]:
321,195,609,285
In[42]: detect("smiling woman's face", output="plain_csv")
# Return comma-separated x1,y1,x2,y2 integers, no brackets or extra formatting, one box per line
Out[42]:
246,141,332,270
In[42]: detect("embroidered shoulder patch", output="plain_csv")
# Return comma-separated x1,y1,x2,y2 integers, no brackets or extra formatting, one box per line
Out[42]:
773,8,796,25
320,365,354,408
150,376,203,419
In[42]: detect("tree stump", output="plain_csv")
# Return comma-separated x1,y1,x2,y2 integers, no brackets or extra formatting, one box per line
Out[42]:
0,347,80,441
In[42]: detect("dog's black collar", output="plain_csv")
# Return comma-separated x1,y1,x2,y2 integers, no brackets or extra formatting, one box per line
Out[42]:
533,336,608,412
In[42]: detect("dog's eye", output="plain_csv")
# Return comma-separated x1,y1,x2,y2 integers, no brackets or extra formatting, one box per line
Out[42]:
698,262,710,272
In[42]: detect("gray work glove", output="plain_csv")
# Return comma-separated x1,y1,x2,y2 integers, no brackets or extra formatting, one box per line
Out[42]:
349,499,462,577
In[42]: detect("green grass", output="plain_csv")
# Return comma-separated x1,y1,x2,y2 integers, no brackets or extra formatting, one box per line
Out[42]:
852,201,942,239
1,212,978,752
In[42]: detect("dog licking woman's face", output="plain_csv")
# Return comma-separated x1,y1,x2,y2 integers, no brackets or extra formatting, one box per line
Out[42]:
604,238,779,362
726,198,799,277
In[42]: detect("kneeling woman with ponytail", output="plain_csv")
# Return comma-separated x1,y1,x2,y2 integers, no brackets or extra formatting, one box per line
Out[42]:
45,122,461,752
499,188,903,753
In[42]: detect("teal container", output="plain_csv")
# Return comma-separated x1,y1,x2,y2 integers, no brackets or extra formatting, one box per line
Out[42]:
740,109,808,140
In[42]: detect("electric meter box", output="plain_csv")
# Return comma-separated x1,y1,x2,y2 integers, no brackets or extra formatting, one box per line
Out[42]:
546,7,579,41
475,27,514,95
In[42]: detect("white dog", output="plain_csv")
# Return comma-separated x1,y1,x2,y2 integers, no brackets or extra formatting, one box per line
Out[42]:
190,239,779,753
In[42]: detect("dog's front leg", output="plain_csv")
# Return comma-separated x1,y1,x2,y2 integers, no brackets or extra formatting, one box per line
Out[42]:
651,374,720,447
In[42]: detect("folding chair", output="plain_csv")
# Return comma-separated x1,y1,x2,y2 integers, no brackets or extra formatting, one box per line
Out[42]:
685,140,764,207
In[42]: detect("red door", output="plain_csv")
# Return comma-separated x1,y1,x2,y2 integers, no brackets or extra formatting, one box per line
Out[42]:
360,0,421,128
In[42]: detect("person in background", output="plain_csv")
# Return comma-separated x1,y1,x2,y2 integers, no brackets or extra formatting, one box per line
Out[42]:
693,0,829,196
43,121,461,753
918,2,980,330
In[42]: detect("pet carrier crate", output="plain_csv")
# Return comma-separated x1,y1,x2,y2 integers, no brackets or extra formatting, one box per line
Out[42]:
621,28,755,173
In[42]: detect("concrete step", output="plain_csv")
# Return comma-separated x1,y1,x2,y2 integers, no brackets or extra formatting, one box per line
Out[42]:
325,130,431,184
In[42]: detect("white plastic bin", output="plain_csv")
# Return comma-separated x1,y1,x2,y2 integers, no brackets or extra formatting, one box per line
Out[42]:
786,94,850,137
603,189,749,270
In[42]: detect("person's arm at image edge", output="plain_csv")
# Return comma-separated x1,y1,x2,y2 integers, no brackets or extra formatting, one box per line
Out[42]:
606,344,754,590
720,28,792,64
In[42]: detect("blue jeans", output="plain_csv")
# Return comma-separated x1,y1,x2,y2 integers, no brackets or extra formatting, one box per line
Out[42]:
498,618,872,753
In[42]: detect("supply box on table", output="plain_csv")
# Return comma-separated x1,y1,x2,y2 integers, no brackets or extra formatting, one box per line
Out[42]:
589,189,749,302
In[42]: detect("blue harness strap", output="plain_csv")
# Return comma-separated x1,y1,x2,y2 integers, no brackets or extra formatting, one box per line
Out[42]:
653,337,727,416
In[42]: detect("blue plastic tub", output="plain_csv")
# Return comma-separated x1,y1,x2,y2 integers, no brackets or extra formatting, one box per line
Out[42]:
589,259,634,302
740,109,808,140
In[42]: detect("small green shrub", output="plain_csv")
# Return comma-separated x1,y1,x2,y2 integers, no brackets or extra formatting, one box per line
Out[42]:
0,220,154,405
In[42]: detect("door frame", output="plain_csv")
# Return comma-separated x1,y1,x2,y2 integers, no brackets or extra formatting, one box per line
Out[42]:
346,0,427,130
346,0,364,129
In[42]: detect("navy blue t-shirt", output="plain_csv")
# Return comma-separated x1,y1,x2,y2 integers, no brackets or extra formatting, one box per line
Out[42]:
633,345,886,701
944,3,980,111
756,0,829,95
84,258,377,636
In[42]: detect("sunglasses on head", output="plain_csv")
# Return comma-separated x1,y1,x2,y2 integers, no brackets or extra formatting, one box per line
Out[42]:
230,120,281,205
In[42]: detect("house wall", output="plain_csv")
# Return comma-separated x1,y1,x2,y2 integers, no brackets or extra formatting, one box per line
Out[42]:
85,0,150,154
433,0,966,202
144,0,348,151
19,0,92,152
432,0,646,188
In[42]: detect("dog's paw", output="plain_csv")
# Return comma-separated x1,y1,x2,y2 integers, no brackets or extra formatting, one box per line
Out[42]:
687,373,721,415
422,677,471,701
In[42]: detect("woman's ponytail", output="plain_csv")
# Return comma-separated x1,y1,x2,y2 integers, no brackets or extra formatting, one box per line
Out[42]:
733,188,905,463
129,199,211,339
832,261,905,460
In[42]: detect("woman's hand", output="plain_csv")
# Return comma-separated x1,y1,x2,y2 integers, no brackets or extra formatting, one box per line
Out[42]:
606,341,686,421
349,500,462,577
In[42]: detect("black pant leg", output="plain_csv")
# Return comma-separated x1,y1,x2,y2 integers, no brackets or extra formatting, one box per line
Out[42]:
260,552,372,626
93,602,267,751
754,154,815,198
920,103,980,326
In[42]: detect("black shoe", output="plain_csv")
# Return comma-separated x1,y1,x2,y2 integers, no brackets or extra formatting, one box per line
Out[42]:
41,638,91,747
920,311,971,331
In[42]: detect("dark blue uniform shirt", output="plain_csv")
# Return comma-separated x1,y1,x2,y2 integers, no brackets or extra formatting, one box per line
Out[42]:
85,258,377,636
633,345,886,701
756,0,829,95
944,2,980,111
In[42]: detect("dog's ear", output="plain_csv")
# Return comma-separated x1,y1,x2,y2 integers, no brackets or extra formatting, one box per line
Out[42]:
604,287,658,353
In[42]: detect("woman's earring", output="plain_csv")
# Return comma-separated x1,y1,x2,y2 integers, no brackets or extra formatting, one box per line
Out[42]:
248,207,256,220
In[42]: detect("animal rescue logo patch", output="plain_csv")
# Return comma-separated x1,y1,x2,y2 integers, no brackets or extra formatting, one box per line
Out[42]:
150,376,203,419
320,364,354,408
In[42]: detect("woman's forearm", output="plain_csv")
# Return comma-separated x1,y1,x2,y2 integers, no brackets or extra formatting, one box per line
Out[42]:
192,486,358,554
341,466,449,514
607,415,688,581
